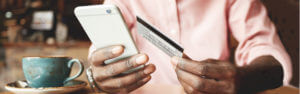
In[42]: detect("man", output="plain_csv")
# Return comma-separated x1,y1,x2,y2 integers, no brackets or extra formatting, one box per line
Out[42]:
88,0,292,93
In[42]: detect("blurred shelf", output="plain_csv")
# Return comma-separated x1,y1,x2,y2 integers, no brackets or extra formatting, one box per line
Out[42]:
2,41,91,48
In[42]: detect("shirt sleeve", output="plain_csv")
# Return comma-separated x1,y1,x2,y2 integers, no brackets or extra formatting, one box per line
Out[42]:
88,0,136,59
228,0,292,85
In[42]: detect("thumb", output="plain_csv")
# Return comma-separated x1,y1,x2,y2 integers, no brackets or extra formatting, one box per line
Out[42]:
182,53,191,60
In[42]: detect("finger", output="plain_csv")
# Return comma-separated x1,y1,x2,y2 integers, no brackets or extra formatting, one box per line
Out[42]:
182,53,191,59
99,64,155,89
90,45,124,66
181,81,194,94
172,57,224,79
179,80,203,94
170,53,190,68
200,59,236,79
94,54,149,81
100,76,151,93
126,76,151,92
176,69,227,93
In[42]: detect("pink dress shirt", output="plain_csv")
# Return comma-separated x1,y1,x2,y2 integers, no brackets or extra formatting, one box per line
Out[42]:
89,0,292,93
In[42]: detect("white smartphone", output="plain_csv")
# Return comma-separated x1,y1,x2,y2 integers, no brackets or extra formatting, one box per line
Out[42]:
74,5,141,73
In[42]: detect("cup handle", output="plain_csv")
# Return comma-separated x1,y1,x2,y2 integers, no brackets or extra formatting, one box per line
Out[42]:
64,59,84,84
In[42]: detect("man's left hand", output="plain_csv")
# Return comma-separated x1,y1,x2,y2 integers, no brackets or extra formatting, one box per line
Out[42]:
171,57,237,94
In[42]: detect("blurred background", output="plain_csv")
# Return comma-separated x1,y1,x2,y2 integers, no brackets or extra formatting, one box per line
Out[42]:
0,0,298,92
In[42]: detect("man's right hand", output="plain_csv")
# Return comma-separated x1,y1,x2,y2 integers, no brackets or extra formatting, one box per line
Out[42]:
89,45,156,93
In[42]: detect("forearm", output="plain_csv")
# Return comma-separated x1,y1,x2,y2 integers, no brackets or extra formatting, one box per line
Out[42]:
236,55,284,93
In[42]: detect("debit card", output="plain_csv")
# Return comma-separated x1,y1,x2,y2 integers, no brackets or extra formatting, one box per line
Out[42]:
137,16,183,57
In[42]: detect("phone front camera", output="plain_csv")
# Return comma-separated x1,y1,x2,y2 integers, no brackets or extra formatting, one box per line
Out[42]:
106,9,112,14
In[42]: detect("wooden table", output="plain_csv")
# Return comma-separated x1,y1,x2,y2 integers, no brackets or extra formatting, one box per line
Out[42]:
257,86,299,94
1,85,298,94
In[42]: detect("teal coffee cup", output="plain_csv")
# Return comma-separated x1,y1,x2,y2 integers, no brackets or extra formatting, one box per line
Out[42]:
22,56,84,88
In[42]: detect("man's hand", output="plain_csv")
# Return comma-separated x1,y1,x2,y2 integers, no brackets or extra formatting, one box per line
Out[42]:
171,57,237,94
89,45,156,93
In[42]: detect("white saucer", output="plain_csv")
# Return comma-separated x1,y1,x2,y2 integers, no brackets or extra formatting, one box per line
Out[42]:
5,80,87,94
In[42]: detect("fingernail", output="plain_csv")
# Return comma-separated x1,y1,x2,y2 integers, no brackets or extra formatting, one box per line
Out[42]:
112,46,123,54
142,76,151,82
144,67,153,74
136,54,147,64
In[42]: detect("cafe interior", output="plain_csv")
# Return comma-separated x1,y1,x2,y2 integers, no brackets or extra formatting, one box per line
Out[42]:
0,0,298,93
